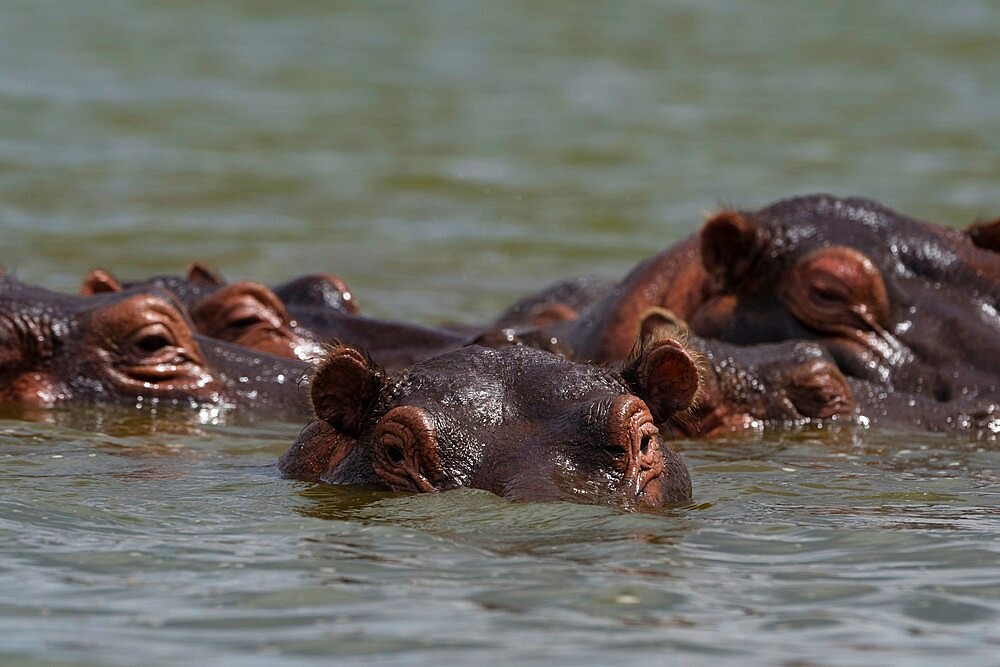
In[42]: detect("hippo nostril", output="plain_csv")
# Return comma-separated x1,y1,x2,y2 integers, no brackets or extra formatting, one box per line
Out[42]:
639,433,652,456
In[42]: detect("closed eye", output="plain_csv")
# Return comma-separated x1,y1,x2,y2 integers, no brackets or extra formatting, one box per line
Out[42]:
126,323,187,364
383,442,405,465
135,333,172,353
228,315,267,330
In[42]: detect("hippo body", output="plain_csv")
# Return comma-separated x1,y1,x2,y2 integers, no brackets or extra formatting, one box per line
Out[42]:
493,276,616,329
672,335,998,436
284,306,470,372
507,196,999,436
1,276,309,413
687,196,999,403
280,338,700,508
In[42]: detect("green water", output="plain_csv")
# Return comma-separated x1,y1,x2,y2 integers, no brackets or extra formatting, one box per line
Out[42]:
1,1,998,664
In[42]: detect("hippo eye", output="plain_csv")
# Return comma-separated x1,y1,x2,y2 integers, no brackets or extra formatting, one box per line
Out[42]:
228,314,267,330
136,333,171,353
383,441,405,465
219,300,276,332
808,281,849,306
785,247,890,335
126,323,183,361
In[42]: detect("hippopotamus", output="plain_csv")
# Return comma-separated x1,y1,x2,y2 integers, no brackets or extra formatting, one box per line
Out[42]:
669,333,996,436
966,217,1000,253
279,333,700,508
500,196,999,435
82,263,360,316
573,196,999,392
81,265,471,372
686,196,999,402
1,276,308,413
81,264,334,362
492,276,616,328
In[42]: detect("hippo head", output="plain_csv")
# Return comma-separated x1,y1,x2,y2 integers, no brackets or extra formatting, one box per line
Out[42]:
2,276,224,406
687,195,1000,400
493,276,615,328
281,337,701,508
81,262,226,305
1,276,308,410
271,273,360,315
81,264,326,363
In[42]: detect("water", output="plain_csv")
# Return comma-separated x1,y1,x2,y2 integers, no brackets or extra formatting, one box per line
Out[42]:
1,0,998,664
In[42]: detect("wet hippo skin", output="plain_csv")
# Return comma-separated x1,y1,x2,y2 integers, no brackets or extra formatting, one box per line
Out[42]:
81,264,330,362
1,276,309,413
492,276,616,329
686,195,999,405
81,264,471,371
505,195,999,435
82,263,360,317
280,334,701,508
572,195,998,376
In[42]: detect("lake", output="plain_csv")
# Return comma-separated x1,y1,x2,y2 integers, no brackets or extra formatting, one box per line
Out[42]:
1,1,998,664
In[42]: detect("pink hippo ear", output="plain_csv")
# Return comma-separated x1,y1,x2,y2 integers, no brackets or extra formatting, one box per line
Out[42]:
623,334,702,424
310,342,388,436
80,269,124,295
966,218,1000,252
700,210,763,290
186,262,226,287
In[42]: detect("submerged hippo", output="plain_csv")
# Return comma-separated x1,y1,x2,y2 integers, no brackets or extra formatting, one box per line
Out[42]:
81,264,330,362
280,334,701,508
82,265,469,371
492,276,616,329
82,263,360,317
667,332,996,436
538,195,998,434
1,276,308,413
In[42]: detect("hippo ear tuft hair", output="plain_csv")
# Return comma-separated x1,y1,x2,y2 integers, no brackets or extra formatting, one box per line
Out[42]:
700,210,762,289
966,218,1000,253
80,269,124,296
186,262,226,287
310,341,388,437
636,307,689,345
622,327,702,424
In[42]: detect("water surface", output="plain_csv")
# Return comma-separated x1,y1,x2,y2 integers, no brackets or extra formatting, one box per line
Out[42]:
1,1,998,664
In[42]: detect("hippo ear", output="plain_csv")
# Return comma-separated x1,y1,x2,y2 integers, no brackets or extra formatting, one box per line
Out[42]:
278,420,357,483
80,269,124,295
700,210,762,290
186,262,226,287
966,218,1000,252
637,307,689,343
310,342,388,437
272,273,359,314
623,331,702,423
